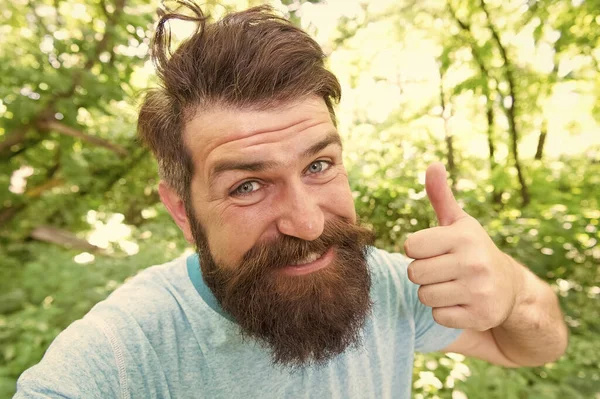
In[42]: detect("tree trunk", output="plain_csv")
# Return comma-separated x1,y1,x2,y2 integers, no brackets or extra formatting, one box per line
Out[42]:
485,97,503,204
480,0,530,206
445,134,455,183
446,2,502,204
535,119,547,160
439,67,456,189
506,96,530,206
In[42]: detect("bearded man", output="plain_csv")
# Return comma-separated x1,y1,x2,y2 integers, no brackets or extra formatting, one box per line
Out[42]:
15,3,568,398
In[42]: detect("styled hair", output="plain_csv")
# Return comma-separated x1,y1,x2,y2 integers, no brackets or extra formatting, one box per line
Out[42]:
137,1,342,201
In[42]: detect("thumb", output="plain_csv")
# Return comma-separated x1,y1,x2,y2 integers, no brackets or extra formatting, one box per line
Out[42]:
425,162,467,226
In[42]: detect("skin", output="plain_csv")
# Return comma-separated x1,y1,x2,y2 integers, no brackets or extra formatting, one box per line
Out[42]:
160,95,568,368
409,163,568,367
160,96,356,271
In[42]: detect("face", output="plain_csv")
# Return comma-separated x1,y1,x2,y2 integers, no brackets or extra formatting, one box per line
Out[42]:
160,96,375,367
186,96,357,267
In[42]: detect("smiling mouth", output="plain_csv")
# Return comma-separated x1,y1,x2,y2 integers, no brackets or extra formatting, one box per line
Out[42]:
279,247,335,276
291,251,324,265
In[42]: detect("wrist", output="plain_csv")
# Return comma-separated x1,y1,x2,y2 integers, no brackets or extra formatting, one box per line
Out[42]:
494,254,569,365
504,255,535,328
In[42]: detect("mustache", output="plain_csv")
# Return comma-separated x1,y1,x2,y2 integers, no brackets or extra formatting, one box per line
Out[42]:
239,217,375,270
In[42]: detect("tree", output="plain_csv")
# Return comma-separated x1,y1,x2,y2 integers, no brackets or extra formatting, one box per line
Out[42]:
1,0,599,397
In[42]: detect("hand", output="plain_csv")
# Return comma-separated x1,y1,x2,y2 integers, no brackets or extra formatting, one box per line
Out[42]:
405,162,524,331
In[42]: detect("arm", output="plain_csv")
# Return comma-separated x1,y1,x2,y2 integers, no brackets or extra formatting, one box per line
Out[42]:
406,163,568,368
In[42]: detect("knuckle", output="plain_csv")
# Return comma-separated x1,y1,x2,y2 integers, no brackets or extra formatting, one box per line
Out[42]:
468,254,491,274
469,258,485,273
407,262,418,282
460,230,476,245
480,281,494,297
431,308,444,324
474,304,489,318
479,316,496,331
474,304,499,329
468,288,481,303
432,308,452,327
418,286,430,305
480,253,493,269
465,230,482,246
403,238,412,257
471,282,493,300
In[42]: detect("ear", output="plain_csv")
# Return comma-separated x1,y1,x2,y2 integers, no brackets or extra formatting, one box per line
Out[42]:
158,181,194,244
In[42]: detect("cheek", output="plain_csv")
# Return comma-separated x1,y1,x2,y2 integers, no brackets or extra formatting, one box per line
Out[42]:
204,204,272,268
320,173,356,221
190,180,266,269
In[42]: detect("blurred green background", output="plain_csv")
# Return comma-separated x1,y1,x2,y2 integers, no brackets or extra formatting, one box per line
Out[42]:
1,0,599,397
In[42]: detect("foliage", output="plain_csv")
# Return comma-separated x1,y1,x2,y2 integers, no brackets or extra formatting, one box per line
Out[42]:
357,153,600,398
1,0,599,398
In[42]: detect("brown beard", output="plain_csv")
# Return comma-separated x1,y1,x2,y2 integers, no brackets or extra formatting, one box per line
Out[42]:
189,215,375,368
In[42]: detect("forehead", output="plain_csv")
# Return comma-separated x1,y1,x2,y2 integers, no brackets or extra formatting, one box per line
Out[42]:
183,97,335,171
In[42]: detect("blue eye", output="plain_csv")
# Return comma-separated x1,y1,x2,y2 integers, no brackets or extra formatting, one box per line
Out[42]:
307,160,331,174
232,181,261,196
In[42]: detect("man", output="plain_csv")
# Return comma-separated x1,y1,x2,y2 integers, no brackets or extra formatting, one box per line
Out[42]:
15,3,567,398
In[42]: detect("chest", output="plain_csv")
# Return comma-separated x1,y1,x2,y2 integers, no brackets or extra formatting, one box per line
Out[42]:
158,319,416,399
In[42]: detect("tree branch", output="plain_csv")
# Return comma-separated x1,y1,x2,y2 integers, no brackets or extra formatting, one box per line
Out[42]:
24,177,64,198
30,225,104,253
479,0,530,206
0,126,30,154
37,120,128,157
0,176,64,228
446,0,502,204
1,0,130,159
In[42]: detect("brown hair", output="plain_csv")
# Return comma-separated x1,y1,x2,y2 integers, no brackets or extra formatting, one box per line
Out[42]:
137,1,342,201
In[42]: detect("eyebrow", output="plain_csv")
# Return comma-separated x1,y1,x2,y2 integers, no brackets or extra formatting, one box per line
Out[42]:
302,131,342,158
208,131,342,187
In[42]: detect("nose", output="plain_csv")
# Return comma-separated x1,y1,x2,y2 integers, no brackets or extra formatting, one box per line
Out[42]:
275,182,325,241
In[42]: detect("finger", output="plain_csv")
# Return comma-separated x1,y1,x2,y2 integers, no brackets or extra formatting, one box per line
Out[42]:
432,305,475,329
407,254,461,285
403,225,458,259
417,281,471,308
425,162,468,226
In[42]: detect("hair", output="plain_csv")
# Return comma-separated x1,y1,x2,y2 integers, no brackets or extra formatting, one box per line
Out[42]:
137,1,342,202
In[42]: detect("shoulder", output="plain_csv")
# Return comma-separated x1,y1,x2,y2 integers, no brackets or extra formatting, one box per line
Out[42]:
90,255,195,338
102,255,189,304
15,316,123,398
15,256,194,398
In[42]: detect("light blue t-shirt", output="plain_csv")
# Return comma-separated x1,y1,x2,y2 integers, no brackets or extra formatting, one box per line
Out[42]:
15,247,461,398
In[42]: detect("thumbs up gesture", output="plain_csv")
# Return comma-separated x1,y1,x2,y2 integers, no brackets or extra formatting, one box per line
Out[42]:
405,163,524,331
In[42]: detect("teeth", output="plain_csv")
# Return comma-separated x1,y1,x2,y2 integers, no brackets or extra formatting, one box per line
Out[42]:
292,252,322,266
